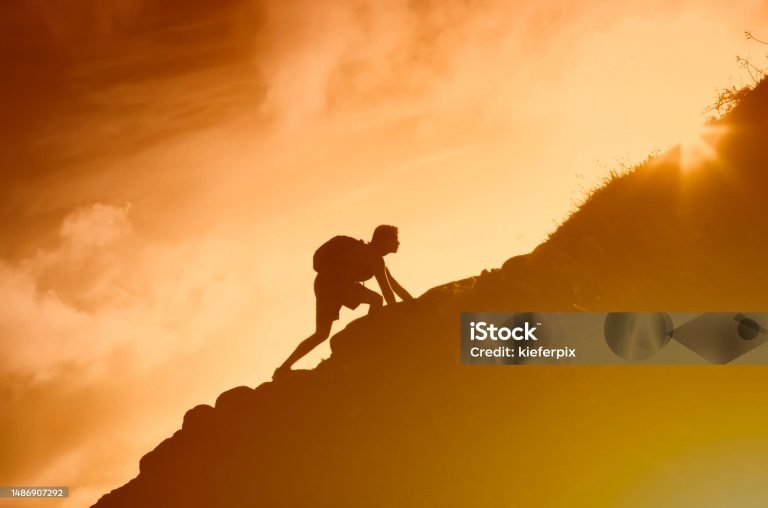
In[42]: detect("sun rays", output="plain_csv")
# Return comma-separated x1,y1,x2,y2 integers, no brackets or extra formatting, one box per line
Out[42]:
679,123,730,172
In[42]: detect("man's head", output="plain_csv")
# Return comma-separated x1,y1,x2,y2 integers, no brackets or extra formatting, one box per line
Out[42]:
370,225,399,255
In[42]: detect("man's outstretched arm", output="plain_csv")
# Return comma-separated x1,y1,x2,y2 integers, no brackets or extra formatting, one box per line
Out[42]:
374,262,396,305
386,268,413,301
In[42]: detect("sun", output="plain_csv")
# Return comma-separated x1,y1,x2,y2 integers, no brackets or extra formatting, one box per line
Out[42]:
678,123,729,172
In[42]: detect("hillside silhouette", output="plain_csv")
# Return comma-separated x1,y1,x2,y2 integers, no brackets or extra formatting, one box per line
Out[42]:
93,79,768,507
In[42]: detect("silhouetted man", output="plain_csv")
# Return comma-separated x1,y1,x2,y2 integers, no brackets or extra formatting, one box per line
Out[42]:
273,225,413,379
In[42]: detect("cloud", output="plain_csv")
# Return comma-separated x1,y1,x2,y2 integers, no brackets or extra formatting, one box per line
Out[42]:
0,203,252,383
59,203,133,250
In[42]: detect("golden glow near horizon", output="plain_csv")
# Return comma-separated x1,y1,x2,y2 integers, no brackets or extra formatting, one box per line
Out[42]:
679,123,730,172
1,1,768,507
621,439,768,508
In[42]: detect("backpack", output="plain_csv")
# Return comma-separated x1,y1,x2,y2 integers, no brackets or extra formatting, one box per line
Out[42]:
313,236,375,282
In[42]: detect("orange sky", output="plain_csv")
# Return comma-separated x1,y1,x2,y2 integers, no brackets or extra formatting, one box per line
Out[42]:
1,1,767,506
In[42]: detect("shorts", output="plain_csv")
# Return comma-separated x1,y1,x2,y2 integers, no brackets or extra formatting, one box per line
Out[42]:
314,274,377,322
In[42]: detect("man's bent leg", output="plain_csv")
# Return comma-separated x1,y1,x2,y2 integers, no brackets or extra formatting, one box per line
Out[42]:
360,287,384,315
